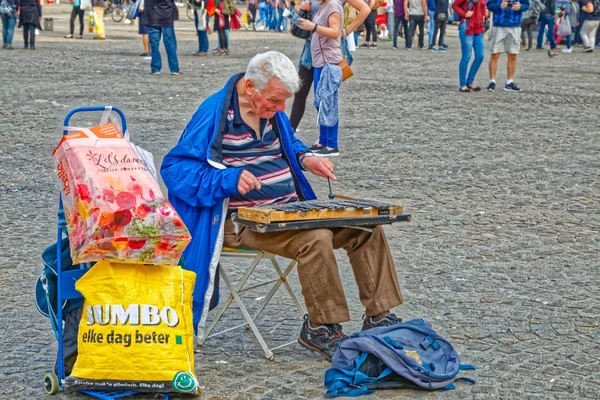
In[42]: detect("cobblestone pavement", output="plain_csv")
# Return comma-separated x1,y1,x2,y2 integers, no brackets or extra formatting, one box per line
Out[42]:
1,4,599,400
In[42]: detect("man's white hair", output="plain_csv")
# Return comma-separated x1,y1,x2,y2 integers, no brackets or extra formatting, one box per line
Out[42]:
245,51,300,94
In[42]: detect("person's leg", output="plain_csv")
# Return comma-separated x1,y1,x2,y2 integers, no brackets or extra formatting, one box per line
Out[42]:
95,6,105,38
331,226,403,318
23,22,29,48
162,25,179,73
507,53,517,80
566,28,572,49
467,33,485,86
527,20,534,49
290,65,314,131
402,18,409,46
408,17,416,48
78,8,85,36
225,27,230,48
28,23,35,48
417,16,425,48
69,6,77,35
520,18,527,45
223,221,352,324
489,53,500,81
393,16,401,47
547,15,556,49
372,13,378,43
1,14,8,45
591,21,600,48
439,19,446,47
199,30,208,53
147,26,162,72
458,23,473,88
428,9,435,46
536,15,547,48
142,33,149,53
575,15,584,44
250,3,257,28
433,19,440,48
365,11,373,43
581,20,592,48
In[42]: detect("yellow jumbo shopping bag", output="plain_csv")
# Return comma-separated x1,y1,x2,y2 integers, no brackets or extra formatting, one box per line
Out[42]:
66,261,200,395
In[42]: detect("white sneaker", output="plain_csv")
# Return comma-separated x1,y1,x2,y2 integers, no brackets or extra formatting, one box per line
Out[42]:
562,48,572,53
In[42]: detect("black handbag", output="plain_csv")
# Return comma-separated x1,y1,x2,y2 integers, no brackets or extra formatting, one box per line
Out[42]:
291,9,312,39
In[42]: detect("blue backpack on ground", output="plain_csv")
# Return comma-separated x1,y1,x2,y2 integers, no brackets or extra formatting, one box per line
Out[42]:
324,318,476,397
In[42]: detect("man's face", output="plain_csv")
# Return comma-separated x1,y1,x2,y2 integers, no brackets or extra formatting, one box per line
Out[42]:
245,78,293,119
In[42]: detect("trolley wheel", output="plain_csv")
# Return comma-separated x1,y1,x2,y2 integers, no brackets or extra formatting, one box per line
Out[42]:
43,372,60,395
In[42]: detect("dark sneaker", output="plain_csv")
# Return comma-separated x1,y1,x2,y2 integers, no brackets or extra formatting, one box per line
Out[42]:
362,313,402,331
298,315,346,361
486,81,496,92
504,82,522,92
314,147,339,157
309,143,324,151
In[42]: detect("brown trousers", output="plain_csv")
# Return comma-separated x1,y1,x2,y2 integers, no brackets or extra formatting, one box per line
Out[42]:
223,221,403,325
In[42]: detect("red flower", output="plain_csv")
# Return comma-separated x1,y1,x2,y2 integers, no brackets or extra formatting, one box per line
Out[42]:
128,239,147,250
159,207,171,216
114,209,133,226
77,184,90,201
173,216,185,228
102,188,115,203
128,182,144,196
116,191,136,210
133,204,151,219
148,189,155,201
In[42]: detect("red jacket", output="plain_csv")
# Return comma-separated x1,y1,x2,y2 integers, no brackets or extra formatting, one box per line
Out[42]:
452,0,486,35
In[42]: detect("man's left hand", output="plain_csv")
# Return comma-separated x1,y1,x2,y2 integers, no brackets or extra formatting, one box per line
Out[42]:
303,156,336,180
512,1,521,10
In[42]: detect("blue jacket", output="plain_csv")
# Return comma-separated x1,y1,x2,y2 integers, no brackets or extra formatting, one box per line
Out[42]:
160,73,316,334
427,0,436,12
488,0,530,26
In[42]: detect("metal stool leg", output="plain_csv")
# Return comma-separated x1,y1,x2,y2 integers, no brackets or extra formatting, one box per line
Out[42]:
198,252,264,345
220,266,274,360
270,257,306,316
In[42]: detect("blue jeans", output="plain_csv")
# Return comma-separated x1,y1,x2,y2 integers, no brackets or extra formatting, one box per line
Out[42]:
566,27,574,49
313,67,339,149
194,12,209,52
458,22,484,88
278,8,288,32
148,25,180,73
257,2,267,26
1,13,16,45
537,14,556,49
428,10,435,45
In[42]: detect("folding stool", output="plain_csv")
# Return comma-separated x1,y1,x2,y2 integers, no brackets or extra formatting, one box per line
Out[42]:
197,247,306,360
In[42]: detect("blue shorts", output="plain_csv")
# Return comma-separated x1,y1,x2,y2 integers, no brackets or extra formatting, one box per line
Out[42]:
138,11,148,35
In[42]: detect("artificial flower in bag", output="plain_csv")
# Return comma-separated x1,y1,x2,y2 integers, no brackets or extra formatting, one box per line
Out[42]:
53,122,191,264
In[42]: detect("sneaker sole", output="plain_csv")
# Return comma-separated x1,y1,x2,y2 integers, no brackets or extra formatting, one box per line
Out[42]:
487,88,495,92
504,88,521,92
297,337,333,361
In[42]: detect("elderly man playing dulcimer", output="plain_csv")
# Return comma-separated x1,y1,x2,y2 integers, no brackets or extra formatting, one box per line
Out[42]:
161,51,403,361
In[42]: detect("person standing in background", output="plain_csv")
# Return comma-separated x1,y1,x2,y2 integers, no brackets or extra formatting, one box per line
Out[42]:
453,0,486,91
579,0,600,52
138,0,151,56
0,0,18,49
392,0,408,48
17,0,41,49
405,0,429,49
431,0,448,51
91,0,105,39
247,0,257,29
361,0,378,48
65,0,85,39
561,0,579,52
536,0,559,50
146,0,181,73
193,0,209,55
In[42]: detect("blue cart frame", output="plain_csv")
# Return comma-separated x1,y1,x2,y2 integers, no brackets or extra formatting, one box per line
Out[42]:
44,106,168,400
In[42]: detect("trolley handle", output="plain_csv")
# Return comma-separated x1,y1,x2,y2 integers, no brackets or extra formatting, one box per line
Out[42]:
62,106,127,136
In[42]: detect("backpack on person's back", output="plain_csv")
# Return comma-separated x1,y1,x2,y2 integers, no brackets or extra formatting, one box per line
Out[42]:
528,0,546,19
222,0,235,15
324,319,476,397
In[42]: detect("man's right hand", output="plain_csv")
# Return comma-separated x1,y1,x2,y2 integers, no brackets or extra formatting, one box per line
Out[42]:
500,1,508,8
237,170,262,195
465,10,474,17
299,1,310,11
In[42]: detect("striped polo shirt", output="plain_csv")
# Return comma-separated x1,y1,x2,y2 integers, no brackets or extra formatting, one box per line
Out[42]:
222,87,298,213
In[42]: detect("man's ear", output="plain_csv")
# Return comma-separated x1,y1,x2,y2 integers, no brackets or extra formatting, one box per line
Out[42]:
245,79,256,96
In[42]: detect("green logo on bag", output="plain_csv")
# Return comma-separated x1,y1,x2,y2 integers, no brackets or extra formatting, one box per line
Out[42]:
172,371,198,393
